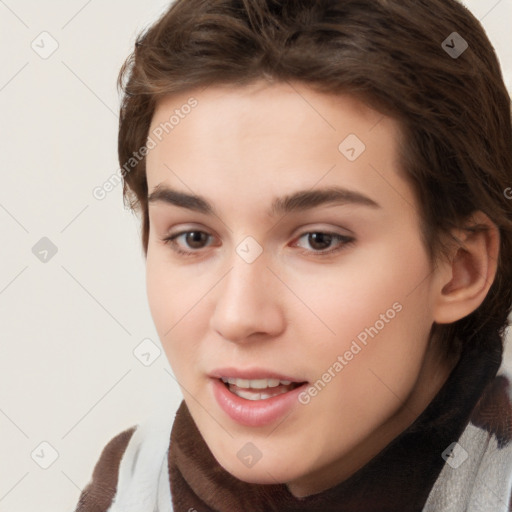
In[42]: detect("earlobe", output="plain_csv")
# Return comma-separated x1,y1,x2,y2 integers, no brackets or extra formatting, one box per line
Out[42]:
433,211,500,324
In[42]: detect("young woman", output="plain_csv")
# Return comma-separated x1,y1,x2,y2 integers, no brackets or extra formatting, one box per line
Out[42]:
76,0,512,510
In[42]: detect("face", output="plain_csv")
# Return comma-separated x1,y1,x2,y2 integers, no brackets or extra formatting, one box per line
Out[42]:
145,80,448,497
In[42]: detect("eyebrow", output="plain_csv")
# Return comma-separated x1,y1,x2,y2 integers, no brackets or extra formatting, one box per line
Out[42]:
147,183,380,217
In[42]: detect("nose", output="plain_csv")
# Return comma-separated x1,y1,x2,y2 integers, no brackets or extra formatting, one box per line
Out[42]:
209,250,286,344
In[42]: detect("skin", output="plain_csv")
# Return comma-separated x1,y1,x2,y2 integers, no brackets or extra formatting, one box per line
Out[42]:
143,80,498,497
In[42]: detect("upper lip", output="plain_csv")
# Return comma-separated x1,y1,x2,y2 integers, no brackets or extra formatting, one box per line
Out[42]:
209,367,307,383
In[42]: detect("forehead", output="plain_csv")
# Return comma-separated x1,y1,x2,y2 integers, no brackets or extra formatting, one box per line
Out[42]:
145,80,413,217
149,80,388,143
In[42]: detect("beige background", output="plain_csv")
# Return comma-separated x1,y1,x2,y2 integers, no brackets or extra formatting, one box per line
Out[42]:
0,1,511,511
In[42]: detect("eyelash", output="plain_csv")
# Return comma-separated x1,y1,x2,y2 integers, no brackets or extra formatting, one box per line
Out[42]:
161,230,355,258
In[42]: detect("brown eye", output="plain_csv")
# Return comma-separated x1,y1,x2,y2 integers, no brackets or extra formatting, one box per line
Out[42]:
184,231,209,249
307,232,334,251
294,231,354,256
162,230,214,255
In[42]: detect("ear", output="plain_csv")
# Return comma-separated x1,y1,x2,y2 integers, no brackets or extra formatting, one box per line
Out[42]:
432,211,500,324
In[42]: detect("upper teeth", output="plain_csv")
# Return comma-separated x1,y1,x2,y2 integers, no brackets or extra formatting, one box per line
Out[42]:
220,377,292,388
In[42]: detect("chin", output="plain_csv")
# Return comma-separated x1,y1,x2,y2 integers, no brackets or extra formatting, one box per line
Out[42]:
215,450,304,485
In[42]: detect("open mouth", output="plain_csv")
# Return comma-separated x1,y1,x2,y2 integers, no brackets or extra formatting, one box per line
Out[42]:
212,373,310,426
220,377,307,401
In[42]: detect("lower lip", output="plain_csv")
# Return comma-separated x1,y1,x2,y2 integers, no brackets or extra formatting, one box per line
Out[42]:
211,378,307,427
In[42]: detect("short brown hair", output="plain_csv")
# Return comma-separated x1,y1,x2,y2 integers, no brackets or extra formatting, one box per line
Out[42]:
117,0,512,355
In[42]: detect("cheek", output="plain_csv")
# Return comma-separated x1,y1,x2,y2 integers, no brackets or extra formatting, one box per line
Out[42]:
146,253,173,334
298,239,434,419
289,238,432,351
145,251,210,379
289,238,435,425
